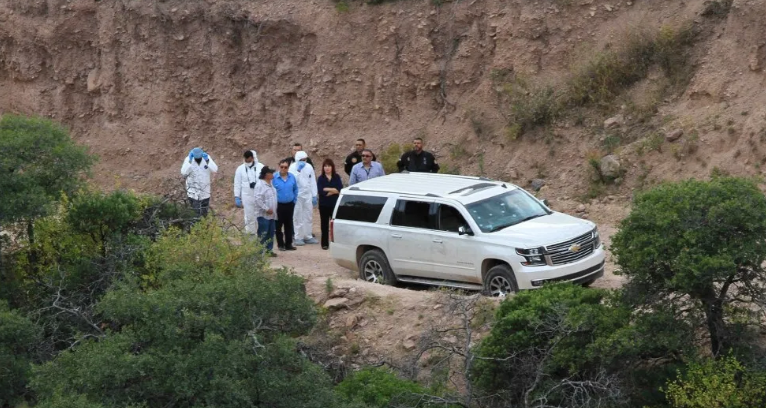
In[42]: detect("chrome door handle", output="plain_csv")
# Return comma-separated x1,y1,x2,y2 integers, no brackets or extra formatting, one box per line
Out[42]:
391,233,403,239
432,238,443,243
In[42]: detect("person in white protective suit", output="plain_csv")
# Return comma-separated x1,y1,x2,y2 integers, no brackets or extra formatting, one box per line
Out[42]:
181,147,218,217
288,151,319,245
233,150,264,235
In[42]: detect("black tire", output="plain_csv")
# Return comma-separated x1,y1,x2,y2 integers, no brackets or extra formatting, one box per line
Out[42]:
483,264,519,298
359,249,397,286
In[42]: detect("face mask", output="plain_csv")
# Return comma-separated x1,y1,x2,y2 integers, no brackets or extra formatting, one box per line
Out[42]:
195,158,203,164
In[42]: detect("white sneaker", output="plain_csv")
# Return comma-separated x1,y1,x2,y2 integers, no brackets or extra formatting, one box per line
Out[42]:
305,237,319,244
293,239,305,246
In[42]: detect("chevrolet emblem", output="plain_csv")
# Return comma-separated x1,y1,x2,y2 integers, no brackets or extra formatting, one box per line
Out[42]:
569,244,581,253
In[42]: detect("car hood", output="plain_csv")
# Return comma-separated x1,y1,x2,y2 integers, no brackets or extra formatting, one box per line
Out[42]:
486,212,595,248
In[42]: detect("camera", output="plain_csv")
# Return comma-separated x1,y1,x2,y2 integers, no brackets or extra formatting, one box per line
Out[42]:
249,182,256,189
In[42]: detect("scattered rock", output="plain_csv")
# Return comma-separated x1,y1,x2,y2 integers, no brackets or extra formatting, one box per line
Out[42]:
87,68,101,93
329,288,349,299
603,4,614,12
576,204,587,213
603,114,624,129
665,129,684,142
507,168,519,180
345,314,359,328
599,155,622,179
530,178,546,191
403,335,418,351
324,298,349,310
444,335,458,344
537,185,550,197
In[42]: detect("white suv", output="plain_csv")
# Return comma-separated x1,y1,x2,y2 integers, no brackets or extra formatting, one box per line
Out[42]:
329,173,605,297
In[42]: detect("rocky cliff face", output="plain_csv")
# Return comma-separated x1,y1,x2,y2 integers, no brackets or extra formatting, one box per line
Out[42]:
1,0,765,207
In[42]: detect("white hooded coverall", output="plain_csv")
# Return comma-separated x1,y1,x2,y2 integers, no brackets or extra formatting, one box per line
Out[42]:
289,151,317,241
181,155,218,200
233,150,264,235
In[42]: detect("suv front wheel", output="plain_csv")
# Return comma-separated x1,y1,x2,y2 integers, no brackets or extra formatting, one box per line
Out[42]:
483,264,519,298
359,249,397,286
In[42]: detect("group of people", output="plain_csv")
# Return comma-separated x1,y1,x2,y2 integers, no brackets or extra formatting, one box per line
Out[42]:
181,137,439,256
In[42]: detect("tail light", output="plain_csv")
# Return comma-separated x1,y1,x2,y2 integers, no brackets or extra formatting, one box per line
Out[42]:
330,219,334,243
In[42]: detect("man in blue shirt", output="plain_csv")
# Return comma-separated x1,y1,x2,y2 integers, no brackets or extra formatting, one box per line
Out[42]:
273,159,299,251
349,149,386,185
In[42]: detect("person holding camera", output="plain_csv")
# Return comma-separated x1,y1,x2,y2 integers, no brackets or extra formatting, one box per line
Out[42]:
233,150,264,235
181,147,218,217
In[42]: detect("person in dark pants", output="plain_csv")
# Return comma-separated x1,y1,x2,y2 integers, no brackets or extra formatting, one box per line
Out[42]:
344,138,376,176
397,137,440,173
317,158,343,250
254,166,278,257
273,159,299,251
180,147,218,217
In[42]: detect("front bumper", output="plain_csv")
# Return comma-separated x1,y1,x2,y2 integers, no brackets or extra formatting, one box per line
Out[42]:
515,245,606,290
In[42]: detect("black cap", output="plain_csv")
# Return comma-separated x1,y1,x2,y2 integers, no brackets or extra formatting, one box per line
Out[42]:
259,166,275,179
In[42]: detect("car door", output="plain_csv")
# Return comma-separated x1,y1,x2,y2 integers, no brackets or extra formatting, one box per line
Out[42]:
430,203,480,283
386,199,438,278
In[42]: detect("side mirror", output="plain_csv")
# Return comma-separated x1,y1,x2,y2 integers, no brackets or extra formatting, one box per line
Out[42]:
458,226,474,236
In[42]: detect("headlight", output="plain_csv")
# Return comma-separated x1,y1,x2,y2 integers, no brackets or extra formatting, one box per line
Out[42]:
516,247,547,266
593,228,601,248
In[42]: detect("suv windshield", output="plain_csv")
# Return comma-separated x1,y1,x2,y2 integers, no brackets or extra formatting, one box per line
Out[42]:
466,190,551,233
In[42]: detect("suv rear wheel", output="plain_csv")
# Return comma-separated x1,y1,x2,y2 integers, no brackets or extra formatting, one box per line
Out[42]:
483,264,519,298
359,249,397,286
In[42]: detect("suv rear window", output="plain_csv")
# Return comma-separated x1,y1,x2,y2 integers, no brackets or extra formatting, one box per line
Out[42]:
335,195,388,223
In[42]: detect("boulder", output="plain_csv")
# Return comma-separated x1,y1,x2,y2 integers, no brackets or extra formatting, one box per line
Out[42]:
87,68,101,93
324,298,349,310
665,129,684,142
576,204,587,213
599,155,622,179
603,114,624,129
329,288,349,299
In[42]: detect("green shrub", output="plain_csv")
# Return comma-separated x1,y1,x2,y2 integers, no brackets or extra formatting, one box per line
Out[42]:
0,301,40,407
567,25,696,108
336,367,425,408
32,248,325,408
665,356,766,408
501,78,560,136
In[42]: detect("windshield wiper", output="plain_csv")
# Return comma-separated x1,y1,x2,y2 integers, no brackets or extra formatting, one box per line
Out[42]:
488,224,513,233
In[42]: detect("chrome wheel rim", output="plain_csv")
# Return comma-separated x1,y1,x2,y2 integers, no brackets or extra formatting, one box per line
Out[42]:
489,275,512,298
363,260,384,284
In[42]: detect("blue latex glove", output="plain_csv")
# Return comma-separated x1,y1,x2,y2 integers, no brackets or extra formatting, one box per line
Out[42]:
297,161,306,171
188,151,194,162
235,197,242,208
312,196,318,207
202,152,209,161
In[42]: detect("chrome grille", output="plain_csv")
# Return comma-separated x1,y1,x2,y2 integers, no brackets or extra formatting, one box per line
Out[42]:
548,243,595,265
545,231,594,252
544,230,598,266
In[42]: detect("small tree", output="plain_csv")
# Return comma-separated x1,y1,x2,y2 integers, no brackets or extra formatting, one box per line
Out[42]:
0,114,95,269
611,177,766,356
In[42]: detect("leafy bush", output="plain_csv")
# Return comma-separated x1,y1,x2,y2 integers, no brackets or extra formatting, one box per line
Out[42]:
567,25,696,108
0,301,40,406
337,367,426,407
496,76,560,137
612,177,766,357
665,356,766,408
33,256,325,408
473,284,692,407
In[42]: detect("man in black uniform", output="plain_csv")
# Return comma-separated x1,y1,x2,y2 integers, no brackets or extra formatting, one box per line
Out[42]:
397,137,440,173
344,138,376,175
284,142,314,167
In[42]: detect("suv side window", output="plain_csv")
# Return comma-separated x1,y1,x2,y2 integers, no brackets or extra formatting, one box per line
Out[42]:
335,195,388,223
391,200,433,229
438,204,468,233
